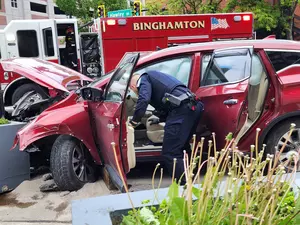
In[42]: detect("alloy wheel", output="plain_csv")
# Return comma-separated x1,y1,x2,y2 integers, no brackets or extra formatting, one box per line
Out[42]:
72,143,94,182
276,129,300,171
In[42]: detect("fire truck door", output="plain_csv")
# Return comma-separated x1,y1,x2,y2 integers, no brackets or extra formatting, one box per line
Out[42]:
38,20,59,63
6,22,42,59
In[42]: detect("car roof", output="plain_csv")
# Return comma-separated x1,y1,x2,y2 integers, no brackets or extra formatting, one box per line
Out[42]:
137,39,300,65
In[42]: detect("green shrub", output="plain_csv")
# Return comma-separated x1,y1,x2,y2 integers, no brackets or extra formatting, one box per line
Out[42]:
0,118,9,125
111,124,300,225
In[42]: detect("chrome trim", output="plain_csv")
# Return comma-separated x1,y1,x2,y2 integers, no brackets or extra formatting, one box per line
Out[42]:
3,77,27,102
168,35,209,41
264,49,300,52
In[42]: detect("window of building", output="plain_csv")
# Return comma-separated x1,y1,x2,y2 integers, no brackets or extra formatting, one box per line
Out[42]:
17,30,39,57
30,2,47,13
54,6,65,15
136,57,192,86
43,28,54,57
266,50,300,72
201,50,251,87
11,0,17,8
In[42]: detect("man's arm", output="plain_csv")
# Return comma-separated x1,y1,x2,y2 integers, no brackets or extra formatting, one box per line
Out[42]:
131,75,152,123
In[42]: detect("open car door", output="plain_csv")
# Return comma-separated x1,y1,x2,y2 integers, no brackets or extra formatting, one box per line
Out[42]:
197,46,253,148
88,53,140,192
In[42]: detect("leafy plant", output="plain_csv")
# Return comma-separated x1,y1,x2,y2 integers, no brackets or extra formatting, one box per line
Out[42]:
111,124,300,225
0,118,9,125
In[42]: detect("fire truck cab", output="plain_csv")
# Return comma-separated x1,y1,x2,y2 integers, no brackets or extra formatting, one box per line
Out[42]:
0,19,82,105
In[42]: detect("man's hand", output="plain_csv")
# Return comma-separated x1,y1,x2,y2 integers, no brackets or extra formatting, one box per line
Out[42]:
129,119,139,128
149,117,160,125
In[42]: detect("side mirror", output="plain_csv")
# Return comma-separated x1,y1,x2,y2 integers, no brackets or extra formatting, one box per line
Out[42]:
80,87,103,102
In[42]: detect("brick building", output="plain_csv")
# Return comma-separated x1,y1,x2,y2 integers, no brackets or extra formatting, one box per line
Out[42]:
0,0,68,29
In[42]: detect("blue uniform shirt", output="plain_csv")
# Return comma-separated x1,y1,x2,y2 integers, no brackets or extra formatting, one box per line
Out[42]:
132,70,188,123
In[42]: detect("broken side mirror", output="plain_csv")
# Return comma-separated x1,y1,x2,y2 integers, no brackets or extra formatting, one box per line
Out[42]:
80,87,103,102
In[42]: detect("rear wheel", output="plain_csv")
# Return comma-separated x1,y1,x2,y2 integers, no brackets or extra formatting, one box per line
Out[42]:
265,119,300,171
12,83,48,105
50,135,97,191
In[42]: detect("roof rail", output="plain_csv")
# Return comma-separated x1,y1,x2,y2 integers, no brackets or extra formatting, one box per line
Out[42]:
263,35,276,39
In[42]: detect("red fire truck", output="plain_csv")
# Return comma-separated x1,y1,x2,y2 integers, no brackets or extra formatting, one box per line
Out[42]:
0,13,254,106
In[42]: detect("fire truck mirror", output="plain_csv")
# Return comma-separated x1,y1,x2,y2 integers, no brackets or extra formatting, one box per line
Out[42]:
80,87,103,102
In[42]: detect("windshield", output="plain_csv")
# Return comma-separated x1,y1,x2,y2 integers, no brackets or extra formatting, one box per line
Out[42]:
88,70,114,87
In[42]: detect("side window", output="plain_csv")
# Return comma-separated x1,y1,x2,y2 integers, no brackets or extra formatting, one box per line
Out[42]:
17,30,39,57
136,57,192,86
43,28,54,57
266,51,300,72
200,52,251,87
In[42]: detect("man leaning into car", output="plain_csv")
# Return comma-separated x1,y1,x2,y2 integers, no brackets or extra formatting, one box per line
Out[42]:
128,70,204,184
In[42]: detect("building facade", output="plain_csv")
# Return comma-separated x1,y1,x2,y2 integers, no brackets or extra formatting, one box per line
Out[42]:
0,0,67,29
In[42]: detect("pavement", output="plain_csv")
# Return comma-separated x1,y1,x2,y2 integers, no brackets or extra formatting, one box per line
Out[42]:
0,162,172,225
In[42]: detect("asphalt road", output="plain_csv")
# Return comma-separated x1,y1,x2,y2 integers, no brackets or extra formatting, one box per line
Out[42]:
0,162,172,225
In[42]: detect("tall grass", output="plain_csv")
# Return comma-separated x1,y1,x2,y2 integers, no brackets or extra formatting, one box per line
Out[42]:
112,125,300,225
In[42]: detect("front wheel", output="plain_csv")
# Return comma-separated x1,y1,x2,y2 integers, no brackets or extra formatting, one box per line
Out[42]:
265,119,300,171
50,135,98,191
12,83,48,105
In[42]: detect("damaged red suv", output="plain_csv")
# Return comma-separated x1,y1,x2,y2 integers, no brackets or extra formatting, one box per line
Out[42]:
13,39,300,191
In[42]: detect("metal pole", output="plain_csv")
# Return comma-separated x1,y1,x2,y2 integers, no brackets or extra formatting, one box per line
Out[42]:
0,89,5,118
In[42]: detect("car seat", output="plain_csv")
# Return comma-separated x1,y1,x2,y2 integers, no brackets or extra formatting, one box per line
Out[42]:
146,115,165,144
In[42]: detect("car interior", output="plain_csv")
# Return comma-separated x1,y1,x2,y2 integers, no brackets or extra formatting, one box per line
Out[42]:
234,54,270,143
122,52,270,170
122,57,193,168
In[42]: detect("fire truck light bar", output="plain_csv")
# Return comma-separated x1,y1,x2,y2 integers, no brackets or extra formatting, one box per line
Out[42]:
243,15,251,21
107,20,116,25
233,15,251,22
118,19,127,26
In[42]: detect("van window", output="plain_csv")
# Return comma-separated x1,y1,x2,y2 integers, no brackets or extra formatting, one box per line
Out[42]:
17,30,39,57
43,28,54,57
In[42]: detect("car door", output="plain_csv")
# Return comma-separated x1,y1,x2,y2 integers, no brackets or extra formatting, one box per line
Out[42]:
196,46,253,148
88,53,140,190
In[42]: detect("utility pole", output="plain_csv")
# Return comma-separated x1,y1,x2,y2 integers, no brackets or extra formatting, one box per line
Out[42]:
141,0,146,16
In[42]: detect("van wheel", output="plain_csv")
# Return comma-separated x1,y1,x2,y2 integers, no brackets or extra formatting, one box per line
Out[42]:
12,83,48,105
50,135,97,191
265,119,300,172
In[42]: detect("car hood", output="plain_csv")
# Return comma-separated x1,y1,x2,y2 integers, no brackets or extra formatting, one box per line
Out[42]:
1,58,93,93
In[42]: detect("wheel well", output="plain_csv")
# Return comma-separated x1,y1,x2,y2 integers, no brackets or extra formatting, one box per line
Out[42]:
4,79,48,106
260,115,300,146
28,134,92,166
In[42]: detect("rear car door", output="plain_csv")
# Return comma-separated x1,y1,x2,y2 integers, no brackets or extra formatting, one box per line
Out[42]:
196,46,253,148
89,53,139,190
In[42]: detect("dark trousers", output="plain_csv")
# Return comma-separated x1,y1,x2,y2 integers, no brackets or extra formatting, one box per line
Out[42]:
162,101,204,184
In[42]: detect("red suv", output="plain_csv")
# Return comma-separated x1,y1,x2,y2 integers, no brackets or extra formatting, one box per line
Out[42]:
14,39,300,191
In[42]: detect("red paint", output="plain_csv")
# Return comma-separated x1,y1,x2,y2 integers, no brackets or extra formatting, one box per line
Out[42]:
0,58,92,93
14,39,300,185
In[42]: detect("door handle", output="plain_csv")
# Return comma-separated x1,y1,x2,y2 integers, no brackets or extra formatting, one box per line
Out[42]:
223,99,238,105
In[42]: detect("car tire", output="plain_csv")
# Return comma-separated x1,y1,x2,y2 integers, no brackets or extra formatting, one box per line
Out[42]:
11,83,48,105
50,135,98,191
264,118,300,171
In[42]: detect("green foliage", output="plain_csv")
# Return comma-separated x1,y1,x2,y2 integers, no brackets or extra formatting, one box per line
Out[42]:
121,127,300,225
55,0,127,23
168,0,222,14
0,117,9,125
145,2,168,16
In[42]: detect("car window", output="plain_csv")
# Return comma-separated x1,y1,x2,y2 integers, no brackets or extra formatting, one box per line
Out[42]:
266,51,300,72
201,52,251,87
105,62,135,102
135,57,192,86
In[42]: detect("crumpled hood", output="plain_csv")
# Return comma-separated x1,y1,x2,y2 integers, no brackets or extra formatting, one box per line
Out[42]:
1,58,93,92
